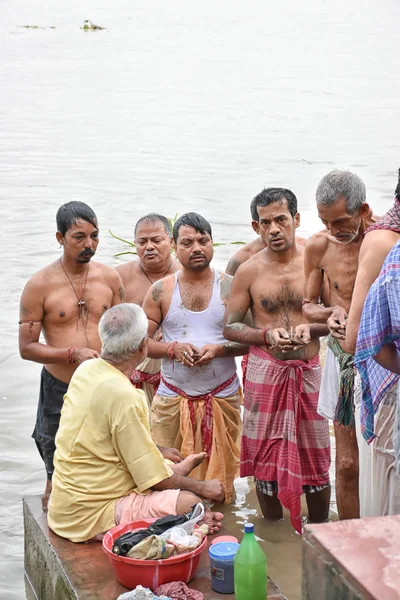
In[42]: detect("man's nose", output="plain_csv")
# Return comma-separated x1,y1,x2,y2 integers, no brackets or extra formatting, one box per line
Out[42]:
270,222,280,235
85,237,95,249
146,240,155,250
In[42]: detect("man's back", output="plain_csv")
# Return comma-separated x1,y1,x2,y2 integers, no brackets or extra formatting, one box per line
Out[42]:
48,358,171,542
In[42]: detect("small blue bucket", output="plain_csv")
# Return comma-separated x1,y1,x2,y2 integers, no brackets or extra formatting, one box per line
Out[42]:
209,542,240,594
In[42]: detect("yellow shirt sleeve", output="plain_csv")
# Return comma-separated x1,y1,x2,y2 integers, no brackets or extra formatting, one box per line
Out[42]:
112,403,173,493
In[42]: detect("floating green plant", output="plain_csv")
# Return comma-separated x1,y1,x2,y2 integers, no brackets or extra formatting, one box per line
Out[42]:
81,20,105,30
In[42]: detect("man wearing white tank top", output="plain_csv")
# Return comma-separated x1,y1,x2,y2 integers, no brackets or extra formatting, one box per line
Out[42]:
143,213,249,504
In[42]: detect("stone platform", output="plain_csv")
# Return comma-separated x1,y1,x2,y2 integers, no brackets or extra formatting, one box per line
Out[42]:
24,496,286,600
303,516,400,599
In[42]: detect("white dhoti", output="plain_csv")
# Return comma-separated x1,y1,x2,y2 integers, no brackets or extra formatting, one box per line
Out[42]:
318,347,340,420
355,378,400,517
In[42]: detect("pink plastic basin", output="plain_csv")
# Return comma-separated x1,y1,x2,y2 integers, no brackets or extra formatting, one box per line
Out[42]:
103,519,207,590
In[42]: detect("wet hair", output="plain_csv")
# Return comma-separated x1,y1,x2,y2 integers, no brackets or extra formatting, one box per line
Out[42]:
395,167,400,200
56,201,98,236
251,188,298,221
99,303,148,364
316,170,366,214
134,213,172,238
173,212,213,243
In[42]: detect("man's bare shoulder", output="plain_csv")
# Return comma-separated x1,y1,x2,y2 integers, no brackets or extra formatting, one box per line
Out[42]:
361,229,400,259
226,237,264,275
148,272,176,302
305,231,331,255
24,261,60,291
235,249,266,278
92,261,123,284
115,260,139,283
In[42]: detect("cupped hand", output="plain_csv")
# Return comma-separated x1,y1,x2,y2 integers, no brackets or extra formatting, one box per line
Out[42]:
327,306,347,340
194,344,222,366
173,342,201,367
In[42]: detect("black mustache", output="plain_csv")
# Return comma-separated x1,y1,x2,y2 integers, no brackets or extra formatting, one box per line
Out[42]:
79,249,95,257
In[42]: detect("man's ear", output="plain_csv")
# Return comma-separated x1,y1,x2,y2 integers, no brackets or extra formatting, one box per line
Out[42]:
139,336,148,355
359,203,370,218
56,232,64,245
294,213,300,229
251,220,260,235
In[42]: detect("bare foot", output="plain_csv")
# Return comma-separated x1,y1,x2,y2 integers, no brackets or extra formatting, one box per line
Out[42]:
42,479,52,512
199,510,224,534
171,452,207,476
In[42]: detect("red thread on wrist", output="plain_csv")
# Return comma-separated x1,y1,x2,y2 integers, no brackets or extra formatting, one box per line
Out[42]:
66,346,77,363
167,341,178,361
262,329,270,345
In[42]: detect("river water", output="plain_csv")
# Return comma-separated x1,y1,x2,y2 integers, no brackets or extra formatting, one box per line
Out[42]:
1,0,400,598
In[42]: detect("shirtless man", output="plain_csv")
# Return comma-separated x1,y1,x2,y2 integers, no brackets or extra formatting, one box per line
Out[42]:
224,188,330,533
302,170,376,520
143,213,248,504
19,201,124,507
116,214,180,405
226,194,307,276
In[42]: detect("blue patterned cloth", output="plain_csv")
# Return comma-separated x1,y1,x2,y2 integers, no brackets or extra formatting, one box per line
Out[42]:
355,241,400,442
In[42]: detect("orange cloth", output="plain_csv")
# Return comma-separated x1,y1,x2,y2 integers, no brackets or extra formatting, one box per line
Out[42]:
151,391,241,504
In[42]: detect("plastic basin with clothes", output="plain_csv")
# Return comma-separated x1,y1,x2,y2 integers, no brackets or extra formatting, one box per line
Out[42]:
103,519,207,590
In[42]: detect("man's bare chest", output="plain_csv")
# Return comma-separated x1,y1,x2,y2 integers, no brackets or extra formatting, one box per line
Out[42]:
43,279,113,325
179,281,215,312
252,274,303,316
321,246,359,297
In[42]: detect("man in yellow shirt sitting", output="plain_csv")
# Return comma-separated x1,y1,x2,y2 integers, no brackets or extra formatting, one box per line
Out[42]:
48,303,224,543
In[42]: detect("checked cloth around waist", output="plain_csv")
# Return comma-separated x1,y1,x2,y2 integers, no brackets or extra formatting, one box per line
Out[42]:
160,373,237,456
130,370,161,389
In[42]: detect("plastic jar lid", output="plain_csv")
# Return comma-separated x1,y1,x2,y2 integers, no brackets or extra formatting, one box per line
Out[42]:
209,542,240,561
211,535,239,545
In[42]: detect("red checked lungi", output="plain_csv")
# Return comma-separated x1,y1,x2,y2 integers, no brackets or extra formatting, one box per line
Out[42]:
241,346,330,533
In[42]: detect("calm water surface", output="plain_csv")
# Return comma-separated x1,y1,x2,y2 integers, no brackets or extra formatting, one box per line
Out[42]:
1,1,400,598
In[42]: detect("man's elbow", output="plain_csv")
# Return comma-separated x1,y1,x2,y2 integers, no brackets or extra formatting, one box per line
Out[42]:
19,344,31,361
223,324,235,341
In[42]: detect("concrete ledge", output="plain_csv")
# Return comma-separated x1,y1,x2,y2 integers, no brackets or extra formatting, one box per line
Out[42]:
302,516,400,600
24,495,286,600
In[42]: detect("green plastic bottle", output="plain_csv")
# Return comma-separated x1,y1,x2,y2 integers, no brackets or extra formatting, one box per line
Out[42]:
234,522,267,600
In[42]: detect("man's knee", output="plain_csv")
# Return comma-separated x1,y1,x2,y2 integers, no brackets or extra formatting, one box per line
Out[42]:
336,456,359,481
176,491,202,514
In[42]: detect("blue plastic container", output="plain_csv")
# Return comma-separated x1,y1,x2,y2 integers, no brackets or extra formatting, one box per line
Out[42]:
209,542,240,594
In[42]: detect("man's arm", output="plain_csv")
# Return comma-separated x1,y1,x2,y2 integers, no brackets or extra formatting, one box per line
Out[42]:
346,230,399,354
374,343,400,375
19,277,99,364
116,402,225,502
302,237,334,323
111,269,125,306
223,266,266,345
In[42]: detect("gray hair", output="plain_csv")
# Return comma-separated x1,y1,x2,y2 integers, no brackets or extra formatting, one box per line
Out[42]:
316,170,366,214
134,213,172,238
99,304,148,364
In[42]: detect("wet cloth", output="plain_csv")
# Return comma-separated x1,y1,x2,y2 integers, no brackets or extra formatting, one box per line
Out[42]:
157,270,238,398
130,356,161,407
48,358,173,543
355,241,400,443
355,378,400,517
241,346,330,534
327,335,355,426
32,367,68,479
155,583,204,600
318,347,340,420
151,389,241,504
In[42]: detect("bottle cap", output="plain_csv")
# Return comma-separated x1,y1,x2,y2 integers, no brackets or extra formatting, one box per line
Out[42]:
209,542,240,561
244,522,255,533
